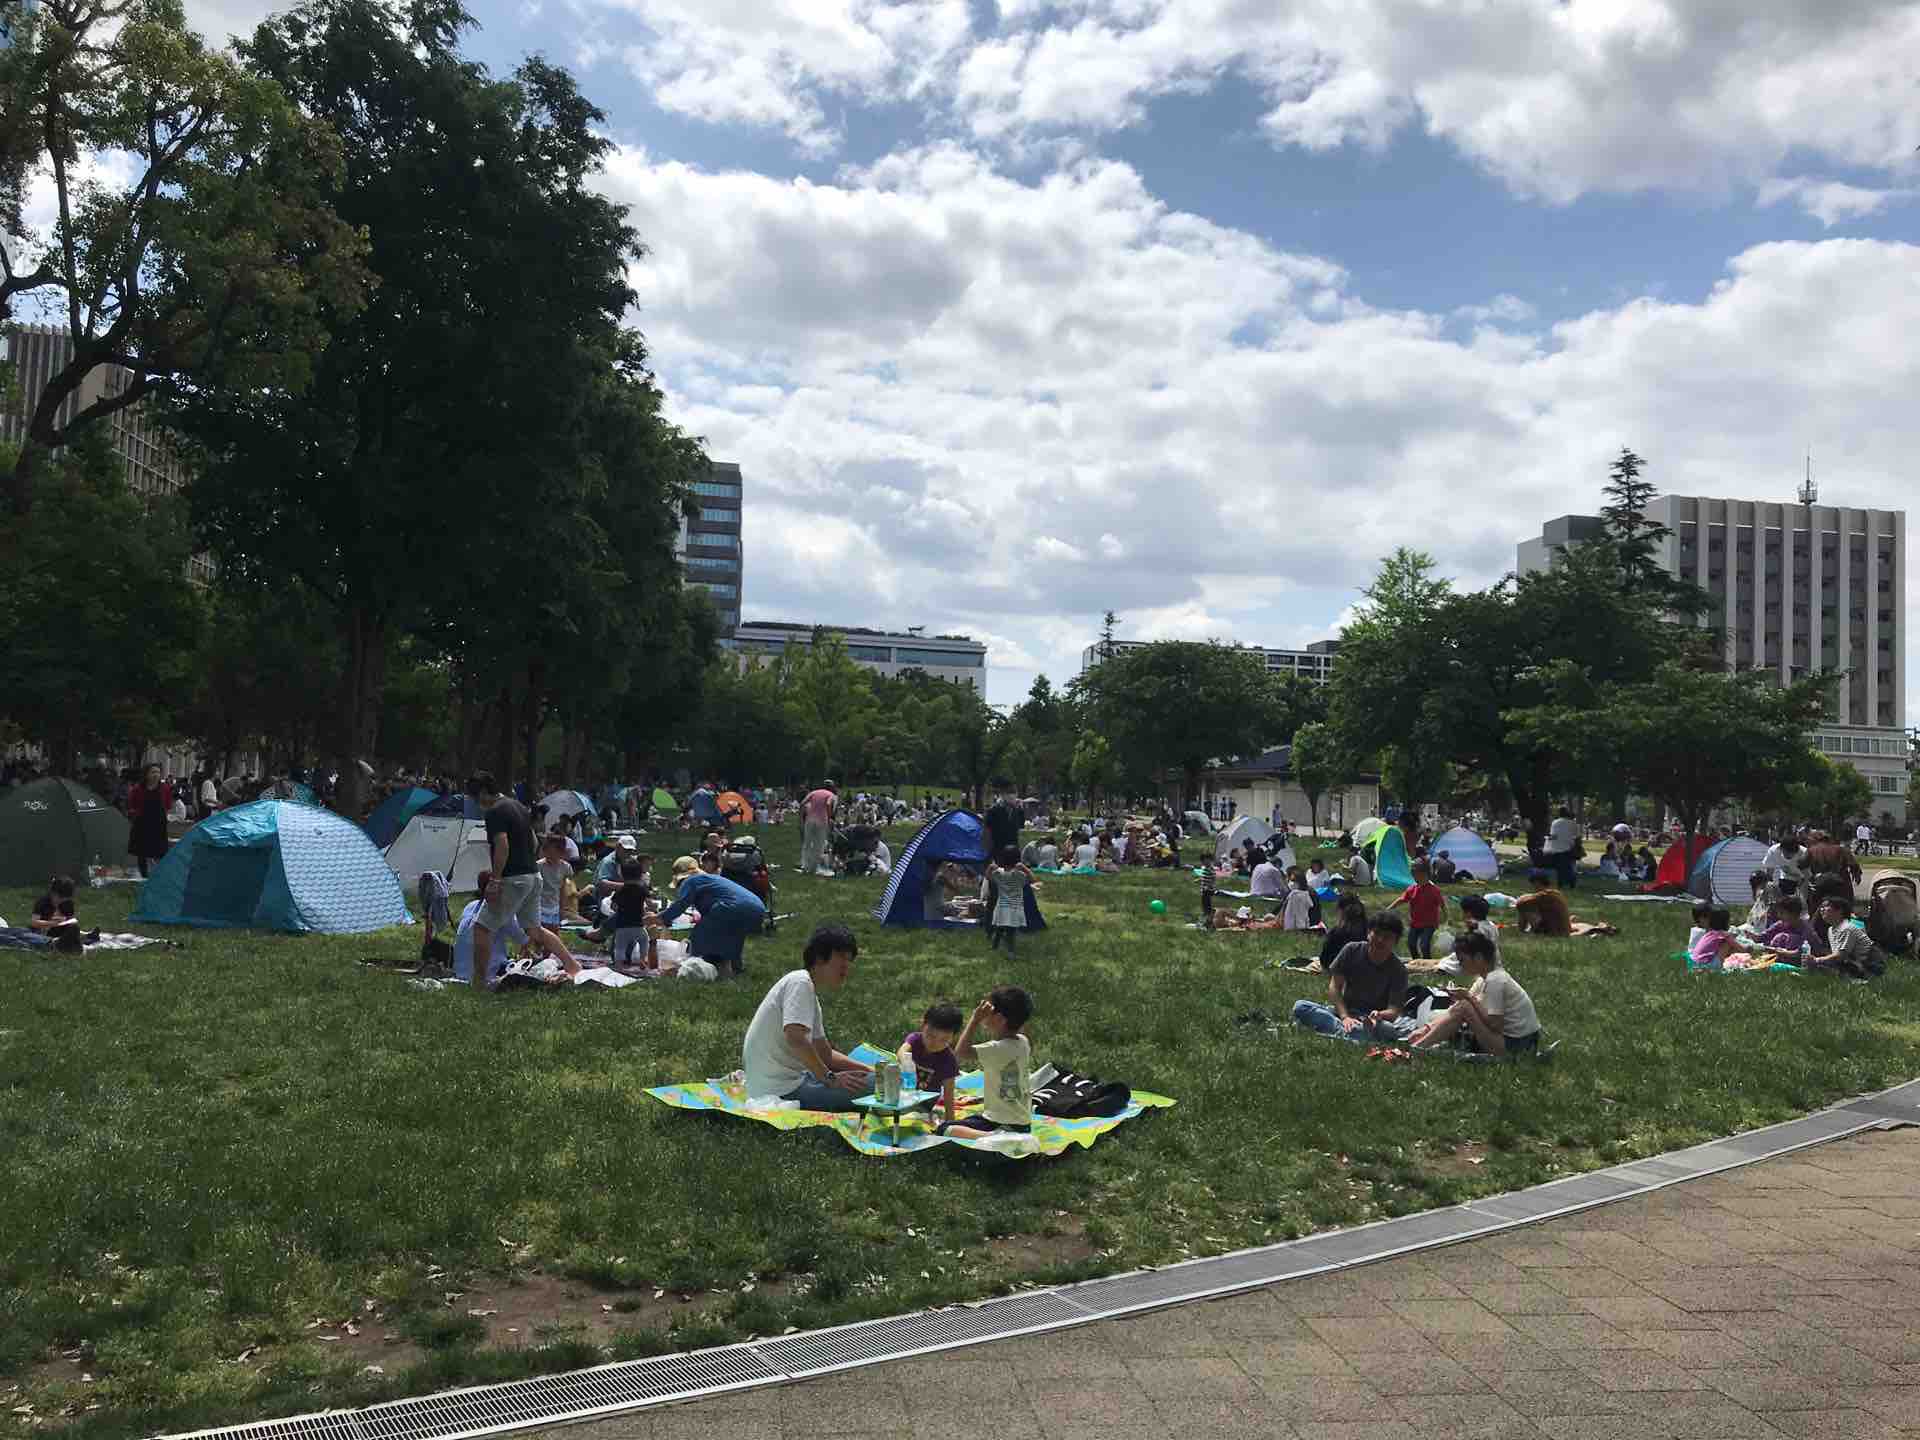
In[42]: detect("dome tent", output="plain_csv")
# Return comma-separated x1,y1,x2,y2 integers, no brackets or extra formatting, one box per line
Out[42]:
1688,836,1771,907
650,787,679,816
1213,814,1274,864
133,800,411,933
0,778,129,887
1430,826,1497,882
1359,824,1414,890
1350,817,1386,845
1645,833,1712,893
874,810,1046,931
362,786,438,850
538,789,599,832
384,811,491,893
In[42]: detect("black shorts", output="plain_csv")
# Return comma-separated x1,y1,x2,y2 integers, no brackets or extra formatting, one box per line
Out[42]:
1465,1029,1540,1055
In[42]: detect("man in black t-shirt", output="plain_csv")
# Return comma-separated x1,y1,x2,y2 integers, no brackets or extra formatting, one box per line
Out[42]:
466,772,579,987
984,793,1022,856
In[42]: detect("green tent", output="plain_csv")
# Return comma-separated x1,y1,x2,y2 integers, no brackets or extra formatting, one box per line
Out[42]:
1360,823,1414,890
0,777,130,887
650,787,680,815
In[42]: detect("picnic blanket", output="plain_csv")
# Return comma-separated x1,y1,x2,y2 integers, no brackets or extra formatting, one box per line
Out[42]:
646,1044,1173,1159
1673,949,1801,975
1032,866,1101,876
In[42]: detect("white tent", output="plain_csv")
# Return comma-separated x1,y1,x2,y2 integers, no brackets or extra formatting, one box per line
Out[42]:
385,814,491,893
538,789,596,826
1351,816,1386,845
1215,814,1275,863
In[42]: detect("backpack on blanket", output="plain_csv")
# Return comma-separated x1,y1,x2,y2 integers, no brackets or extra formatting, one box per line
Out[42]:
1032,1069,1131,1119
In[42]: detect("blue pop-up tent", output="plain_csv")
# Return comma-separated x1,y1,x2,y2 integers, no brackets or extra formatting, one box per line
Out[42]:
362,786,438,849
1430,826,1497,881
1360,823,1415,890
134,800,412,933
874,810,1046,930
1688,836,1770,906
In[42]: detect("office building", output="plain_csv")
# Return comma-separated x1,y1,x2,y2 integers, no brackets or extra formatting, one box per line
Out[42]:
2,324,212,580
678,461,744,631
728,622,987,693
1517,494,1908,820
1079,637,1339,683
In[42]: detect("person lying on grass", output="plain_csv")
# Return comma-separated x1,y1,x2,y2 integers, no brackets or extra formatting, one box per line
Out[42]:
741,922,874,1110
1291,912,1414,1043
1408,929,1541,1056
940,986,1035,1138
898,1002,964,1126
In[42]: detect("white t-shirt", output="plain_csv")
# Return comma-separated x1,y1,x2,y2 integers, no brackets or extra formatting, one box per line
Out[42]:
1250,861,1284,896
199,778,218,809
1545,817,1579,856
873,839,891,870
1762,844,1804,881
1074,843,1096,867
537,858,571,913
1472,967,1539,1038
1282,889,1314,930
453,899,526,983
1037,843,1058,868
1857,824,1873,843
972,1032,1033,1125
742,969,825,1101
1347,854,1372,885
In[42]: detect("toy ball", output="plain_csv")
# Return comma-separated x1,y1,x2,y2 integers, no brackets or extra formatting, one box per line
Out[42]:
1149,899,1167,914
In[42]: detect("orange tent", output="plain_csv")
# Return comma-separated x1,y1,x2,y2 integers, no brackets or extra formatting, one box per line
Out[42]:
716,790,755,825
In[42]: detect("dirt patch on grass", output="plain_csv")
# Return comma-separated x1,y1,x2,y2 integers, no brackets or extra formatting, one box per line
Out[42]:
1418,1141,1491,1179
981,1213,1100,1274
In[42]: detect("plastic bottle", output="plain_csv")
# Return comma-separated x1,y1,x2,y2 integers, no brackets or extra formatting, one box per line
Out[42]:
1800,941,1812,965
900,1051,916,1098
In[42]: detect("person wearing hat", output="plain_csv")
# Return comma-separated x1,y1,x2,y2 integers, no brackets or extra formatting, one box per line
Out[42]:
595,835,642,902
656,852,768,980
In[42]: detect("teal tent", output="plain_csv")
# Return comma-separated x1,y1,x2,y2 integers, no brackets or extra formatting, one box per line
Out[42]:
1360,824,1414,890
0,778,129,887
133,800,411,933
362,786,437,849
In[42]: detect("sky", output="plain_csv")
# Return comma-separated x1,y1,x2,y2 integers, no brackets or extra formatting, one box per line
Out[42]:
180,0,1920,714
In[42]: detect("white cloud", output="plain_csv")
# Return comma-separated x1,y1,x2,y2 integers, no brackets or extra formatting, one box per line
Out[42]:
588,0,1920,205
608,0,973,155
1757,176,1920,228
598,146,1920,703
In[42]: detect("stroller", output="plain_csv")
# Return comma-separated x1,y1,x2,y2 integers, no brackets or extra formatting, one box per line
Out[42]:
1867,872,1917,957
831,825,883,876
720,836,777,934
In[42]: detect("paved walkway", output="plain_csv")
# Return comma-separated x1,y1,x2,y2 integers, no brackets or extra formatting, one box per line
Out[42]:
547,1126,1920,1440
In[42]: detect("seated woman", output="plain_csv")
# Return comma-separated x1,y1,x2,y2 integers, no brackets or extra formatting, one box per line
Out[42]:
1409,929,1541,1056
1093,834,1120,874
30,875,96,952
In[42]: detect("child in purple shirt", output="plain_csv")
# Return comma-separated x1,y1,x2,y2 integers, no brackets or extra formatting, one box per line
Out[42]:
898,1002,965,1127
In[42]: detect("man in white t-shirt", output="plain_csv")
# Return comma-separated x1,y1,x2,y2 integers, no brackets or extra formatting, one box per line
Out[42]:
1854,821,1874,854
1542,807,1581,889
941,986,1034,1137
1762,836,1805,885
1249,852,1285,896
199,774,220,816
741,923,873,1109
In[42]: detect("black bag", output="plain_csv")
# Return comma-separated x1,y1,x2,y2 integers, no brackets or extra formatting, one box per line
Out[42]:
1032,1069,1131,1119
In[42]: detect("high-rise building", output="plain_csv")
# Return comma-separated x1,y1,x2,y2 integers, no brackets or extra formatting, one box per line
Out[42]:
1518,495,1909,820
678,460,743,630
726,622,987,693
1,323,213,581
1079,637,1340,683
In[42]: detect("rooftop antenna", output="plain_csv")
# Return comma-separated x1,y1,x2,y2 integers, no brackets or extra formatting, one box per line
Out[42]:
907,625,924,635
1797,451,1817,506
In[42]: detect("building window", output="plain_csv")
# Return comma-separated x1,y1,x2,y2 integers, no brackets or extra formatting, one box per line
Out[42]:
691,535,740,554
893,647,984,668
697,508,737,523
685,555,736,571
844,644,892,663
692,482,741,499
695,583,737,599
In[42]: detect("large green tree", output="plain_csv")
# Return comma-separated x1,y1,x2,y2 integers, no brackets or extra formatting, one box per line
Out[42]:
1078,640,1279,807
0,0,368,526
1782,753,1876,835
0,430,203,771
160,0,643,815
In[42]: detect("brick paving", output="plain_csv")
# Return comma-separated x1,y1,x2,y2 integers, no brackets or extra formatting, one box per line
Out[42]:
542,1127,1920,1440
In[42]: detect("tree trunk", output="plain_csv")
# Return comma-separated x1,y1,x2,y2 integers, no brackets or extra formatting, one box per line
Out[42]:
333,607,387,819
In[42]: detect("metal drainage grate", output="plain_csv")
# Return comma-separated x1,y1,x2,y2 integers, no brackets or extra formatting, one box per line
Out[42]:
747,1290,1090,1377
151,1077,1920,1440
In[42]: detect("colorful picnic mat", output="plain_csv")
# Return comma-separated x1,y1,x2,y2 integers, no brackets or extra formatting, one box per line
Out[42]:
645,1043,1174,1159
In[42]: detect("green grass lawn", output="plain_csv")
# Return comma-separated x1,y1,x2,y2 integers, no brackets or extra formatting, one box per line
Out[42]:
6,822,1920,1439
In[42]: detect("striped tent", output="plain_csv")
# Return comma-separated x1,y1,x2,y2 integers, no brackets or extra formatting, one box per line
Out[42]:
874,809,1045,931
